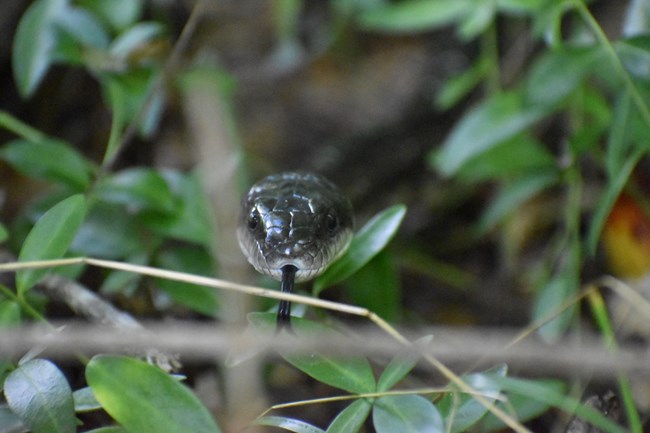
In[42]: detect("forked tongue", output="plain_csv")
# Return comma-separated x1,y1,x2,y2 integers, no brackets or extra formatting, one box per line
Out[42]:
276,264,297,333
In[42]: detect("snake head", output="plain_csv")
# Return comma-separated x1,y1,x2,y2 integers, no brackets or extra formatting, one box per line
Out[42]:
237,172,354,282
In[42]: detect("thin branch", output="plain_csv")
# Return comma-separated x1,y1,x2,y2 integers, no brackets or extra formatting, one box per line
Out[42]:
0,323,646,379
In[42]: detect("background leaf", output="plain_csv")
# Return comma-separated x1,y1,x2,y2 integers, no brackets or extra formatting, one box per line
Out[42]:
358,0,471,33
533,270,578,342
524,47,602,107
97,168,176,214
12,0,67,97
432,91,549,177
17,194,86,295
75,0,143,32
0,138,92,190
86,355,222,433
4,359,76,433
314,205,406,295
477,172,559,233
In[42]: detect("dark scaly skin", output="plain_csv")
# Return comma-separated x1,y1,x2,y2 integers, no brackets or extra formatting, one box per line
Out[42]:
237,172,354,329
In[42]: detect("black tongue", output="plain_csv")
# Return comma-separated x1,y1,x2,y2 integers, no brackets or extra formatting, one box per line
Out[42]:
277,264,297,332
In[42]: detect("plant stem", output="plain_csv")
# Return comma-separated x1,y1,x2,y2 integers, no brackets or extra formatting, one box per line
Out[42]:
575,1,650,129
0,111,47,142
588,289,643,433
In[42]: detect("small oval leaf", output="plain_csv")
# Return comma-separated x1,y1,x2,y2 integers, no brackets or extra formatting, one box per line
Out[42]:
326,399,372,433
253,416,325,433
314,205,406,295
17,194,86,295
437,364,507,433
373,395,443,433
73,386,102,412
4,359,76,433
86,355,221,433
377,335,432,392
248,313,377,394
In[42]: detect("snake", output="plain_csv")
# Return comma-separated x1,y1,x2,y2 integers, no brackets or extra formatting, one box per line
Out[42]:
237,172,354,330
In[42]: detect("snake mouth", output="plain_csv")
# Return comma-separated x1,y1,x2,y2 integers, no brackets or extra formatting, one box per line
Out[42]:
262,257,325,282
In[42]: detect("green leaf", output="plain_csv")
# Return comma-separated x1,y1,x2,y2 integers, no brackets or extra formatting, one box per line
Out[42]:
492,376,627,433
0,138,92,190
587,151,643,256
533,271,578,342
97,168,176,214
616,35,650,80
55,6,110,49
4,359,76,433
358,0,471,33
84,427,128,433
110,22,166,58
604,92,636,178
0,223,7,243
568,86,612,155
141,170,214,246
248,313,376,394
373,395,443,433
17,194,86,295
326,399,372,433
437,364,507,433
0,301,21,327
432,91,549,177
86,355,222,433
477,171,559,233
12,0,68,97
254,416,325,433
496,0,550,14
479,379,565,430
314,205,406,295
455,136,556,183
73,386,102,412
154,247,218,317
71,202,143,259
435,57,490,110
0,406,25,433
103,71,165,139
524,47,602,108
457,0,495,40
377,335,432,392
343,250,401,321
76,0,142,32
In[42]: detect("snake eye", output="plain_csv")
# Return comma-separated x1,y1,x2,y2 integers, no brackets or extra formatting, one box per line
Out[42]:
248,211,261,231
325,213,339,234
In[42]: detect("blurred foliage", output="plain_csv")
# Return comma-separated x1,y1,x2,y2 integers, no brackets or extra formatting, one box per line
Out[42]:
0,0,646,432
